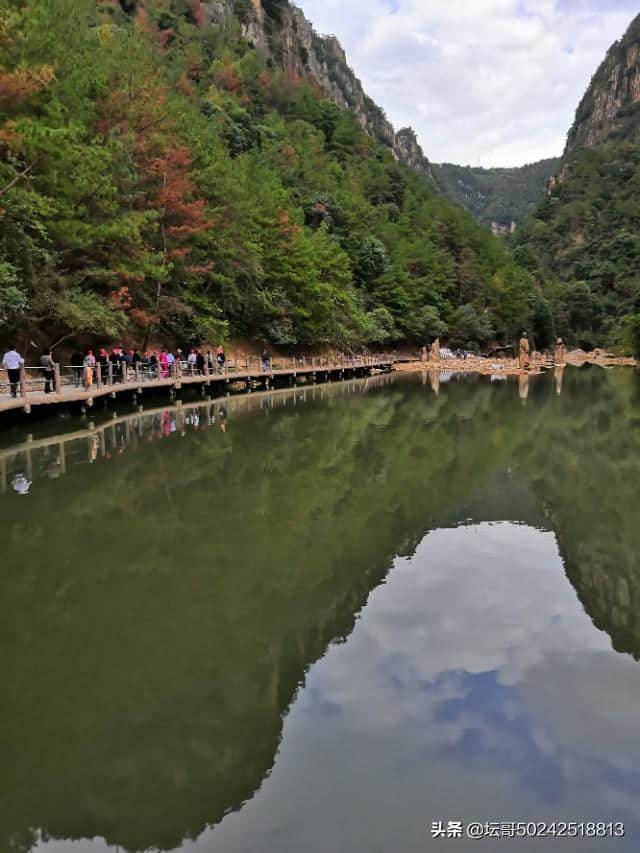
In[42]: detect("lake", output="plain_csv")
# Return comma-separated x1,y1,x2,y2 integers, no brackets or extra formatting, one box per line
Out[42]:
1,366,640,852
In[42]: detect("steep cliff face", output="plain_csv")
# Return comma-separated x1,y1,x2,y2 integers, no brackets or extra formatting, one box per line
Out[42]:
203,0,435,181
565,13,640,154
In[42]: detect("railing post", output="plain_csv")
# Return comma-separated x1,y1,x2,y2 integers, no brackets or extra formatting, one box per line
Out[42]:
19,364,26,398
96,362,102,388
108,363,113,386
54,363,61,395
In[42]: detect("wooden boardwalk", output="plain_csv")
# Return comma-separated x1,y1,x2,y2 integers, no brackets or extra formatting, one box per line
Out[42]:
0,354,413,416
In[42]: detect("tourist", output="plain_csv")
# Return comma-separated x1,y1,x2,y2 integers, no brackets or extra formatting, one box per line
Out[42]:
519,332,530,370
149,351,159,379
206,350,214,374
71,350,84,387
83,350,96,390
166,349,175,376
109,348,121,383
120,347,131,381
160,349,169,378
98,348,109,385
216,345,226,374
196,349,205,375
2,345,24,398
187,348,198,374
262,348,271,371
40,349,56,394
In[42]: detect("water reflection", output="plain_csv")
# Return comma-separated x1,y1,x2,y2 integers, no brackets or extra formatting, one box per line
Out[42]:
1,367,640,852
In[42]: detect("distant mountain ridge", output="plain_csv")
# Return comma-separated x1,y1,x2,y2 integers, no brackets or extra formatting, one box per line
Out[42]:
431,159,560,231
208,1,556,228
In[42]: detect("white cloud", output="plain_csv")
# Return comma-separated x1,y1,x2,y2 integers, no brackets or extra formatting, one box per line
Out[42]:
295,0,637,166
195,524,640,853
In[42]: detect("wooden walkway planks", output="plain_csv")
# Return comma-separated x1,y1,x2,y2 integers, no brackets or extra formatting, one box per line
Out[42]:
0,355,409,416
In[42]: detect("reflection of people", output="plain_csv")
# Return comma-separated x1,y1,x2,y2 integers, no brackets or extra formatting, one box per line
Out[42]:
11,473,31,495
518,371,529,403
430,338,440,362
518,333,530,370
554,365,565,396
429,369,440,395
554,337,566,366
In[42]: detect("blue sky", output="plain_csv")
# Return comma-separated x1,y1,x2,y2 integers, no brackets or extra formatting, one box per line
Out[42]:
295,1,638,166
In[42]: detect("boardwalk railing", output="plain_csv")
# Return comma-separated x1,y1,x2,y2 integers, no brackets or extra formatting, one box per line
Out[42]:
1,352,407,413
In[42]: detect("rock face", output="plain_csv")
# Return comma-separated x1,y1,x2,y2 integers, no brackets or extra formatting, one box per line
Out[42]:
203,0,435,181
565,13,640,154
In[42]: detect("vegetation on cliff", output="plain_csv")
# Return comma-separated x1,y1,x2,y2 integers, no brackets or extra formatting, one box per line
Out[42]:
0,0,540,352
514,143,640,354
432,158,560,230
513,13,640,355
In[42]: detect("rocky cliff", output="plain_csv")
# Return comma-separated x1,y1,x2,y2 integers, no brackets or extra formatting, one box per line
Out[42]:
565,12,640,154
203,0,436,184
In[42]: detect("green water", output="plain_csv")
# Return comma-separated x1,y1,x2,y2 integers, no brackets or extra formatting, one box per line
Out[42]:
1,367,640,852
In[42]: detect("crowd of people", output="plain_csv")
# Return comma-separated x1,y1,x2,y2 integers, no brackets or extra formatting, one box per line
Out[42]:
1,344,230,395
70,345,229,388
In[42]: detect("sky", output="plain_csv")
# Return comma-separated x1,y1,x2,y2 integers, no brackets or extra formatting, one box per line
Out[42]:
295,0,639,167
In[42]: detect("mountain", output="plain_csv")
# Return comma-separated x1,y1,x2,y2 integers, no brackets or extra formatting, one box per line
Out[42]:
565,12,640,154
0,0,538,353
204,1,438,187
432,158,560,232
514,13,640,355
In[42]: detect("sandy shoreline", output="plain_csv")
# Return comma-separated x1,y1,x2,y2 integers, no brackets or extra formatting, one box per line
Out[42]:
394,351,637,377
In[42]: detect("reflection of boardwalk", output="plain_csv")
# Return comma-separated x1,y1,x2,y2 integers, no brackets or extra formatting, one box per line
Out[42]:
0,373,397,495
0,354,409,416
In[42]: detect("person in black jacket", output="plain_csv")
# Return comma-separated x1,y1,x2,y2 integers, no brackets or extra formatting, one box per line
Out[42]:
109,348,122,383
71,351,84,387
40,350,55,394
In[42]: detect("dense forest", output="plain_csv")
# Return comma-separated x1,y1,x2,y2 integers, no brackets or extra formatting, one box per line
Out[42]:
0,0,544,354
515,144,640,354
432,158,560,230
514,10,640,356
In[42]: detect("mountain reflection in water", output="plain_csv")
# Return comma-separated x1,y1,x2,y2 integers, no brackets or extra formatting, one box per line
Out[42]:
1,367,640,852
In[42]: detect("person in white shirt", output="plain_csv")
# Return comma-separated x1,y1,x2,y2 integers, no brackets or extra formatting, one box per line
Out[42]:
2,346,24,398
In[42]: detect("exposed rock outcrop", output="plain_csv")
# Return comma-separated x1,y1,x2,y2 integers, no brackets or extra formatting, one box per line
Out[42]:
565,13,640,154
202,0,434,178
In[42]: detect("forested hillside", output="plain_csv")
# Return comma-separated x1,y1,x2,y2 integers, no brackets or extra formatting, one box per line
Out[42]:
432,158,559,231
0,0,540,352
515,12,640,355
